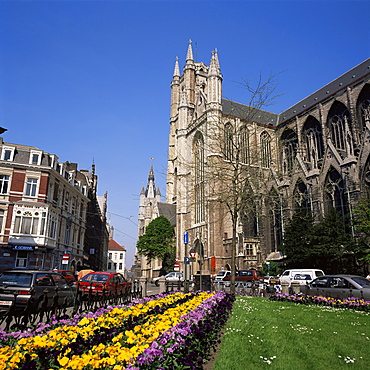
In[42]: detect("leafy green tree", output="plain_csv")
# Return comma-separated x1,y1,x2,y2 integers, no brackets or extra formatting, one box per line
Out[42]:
280,209,315,268
262,261,281,276
136,216,175,274
281,208,355,273
310,209,354,274
353,196,370,263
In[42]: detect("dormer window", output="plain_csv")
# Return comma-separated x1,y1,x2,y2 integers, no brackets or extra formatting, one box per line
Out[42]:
29,150,42,165
1,146,15,161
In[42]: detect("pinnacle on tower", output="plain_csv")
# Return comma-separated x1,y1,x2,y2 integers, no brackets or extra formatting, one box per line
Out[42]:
186,40,194,62
208,49,221,76
173,57,180,77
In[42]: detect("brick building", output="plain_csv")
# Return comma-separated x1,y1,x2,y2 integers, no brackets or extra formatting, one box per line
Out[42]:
0,138,108,272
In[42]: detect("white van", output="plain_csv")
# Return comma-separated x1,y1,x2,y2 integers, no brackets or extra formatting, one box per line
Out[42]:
279,269,325,286
214,270,231,283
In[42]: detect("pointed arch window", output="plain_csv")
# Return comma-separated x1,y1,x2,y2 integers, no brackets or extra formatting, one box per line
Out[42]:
324,168,349,219
224,123,233,160
293,179,311,214
356,84,370,135
267,189,283,253
303,116,324,170
194,132,205,223
261,131,272,168
281,129,298,174
240,126,250,164
327,102,353,158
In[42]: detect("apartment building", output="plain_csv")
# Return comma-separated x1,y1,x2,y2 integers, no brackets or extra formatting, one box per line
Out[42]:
0,138,108,272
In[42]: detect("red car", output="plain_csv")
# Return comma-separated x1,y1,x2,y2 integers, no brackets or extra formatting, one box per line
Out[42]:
77,272,131,297
223,269,264,287
52,270,76,285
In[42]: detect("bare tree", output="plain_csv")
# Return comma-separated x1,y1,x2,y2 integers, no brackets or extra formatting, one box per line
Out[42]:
202,73,283,294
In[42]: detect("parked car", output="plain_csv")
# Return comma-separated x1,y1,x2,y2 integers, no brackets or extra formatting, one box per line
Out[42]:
52,269,76,285
223,270,264,287
300,275,370,300
214,270,231,284
77,272,131,297
264,275,280,285
0,270,76,313
280,269,325,286
291,273,313,286
151,272,184,287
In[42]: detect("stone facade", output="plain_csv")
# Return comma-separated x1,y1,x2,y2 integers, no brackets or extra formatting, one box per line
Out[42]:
166,41,370,276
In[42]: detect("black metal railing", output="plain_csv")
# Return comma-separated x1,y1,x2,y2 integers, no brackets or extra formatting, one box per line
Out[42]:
0,282,142,332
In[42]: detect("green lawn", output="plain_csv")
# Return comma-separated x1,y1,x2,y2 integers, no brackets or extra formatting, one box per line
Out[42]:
213,297,370,370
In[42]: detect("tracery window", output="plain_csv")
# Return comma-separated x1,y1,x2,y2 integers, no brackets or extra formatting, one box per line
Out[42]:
240,126,250,164
356,84,370,135
261,131,272,168
281,129,298,174
293,179,311,214
267,189,283,253
194,132,205,224
327,101,353,158
224,123,233,160
324,167,349,219
303,116,324,170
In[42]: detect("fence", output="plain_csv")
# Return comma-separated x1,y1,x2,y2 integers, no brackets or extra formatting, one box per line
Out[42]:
0,281,142,332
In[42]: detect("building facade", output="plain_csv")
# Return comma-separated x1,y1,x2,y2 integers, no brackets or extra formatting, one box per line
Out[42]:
134,165,176,279
106,237,126,276
166,42,370,275
0,138,108,273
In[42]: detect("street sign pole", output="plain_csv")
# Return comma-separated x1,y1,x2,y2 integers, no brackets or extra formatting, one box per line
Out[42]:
183,232,189,292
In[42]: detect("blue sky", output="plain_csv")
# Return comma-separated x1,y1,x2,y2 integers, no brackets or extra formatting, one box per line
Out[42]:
0,0,369,268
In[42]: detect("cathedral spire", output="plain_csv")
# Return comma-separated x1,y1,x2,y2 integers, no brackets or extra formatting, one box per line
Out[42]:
186,40,194,62
148,164,154,182
173,57,180,77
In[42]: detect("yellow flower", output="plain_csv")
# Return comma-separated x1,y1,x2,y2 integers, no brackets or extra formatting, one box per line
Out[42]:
58,356,69,367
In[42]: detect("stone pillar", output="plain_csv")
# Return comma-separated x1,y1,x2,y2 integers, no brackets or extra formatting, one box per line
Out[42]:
159,276,166,294
139,276,147,297
281,281,290,294
290,281,301,294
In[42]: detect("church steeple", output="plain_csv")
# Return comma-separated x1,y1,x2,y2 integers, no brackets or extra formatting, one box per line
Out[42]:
145,164,156,198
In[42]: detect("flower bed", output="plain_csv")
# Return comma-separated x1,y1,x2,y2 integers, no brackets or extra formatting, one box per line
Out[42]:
0,291,234,370
270,292,370,311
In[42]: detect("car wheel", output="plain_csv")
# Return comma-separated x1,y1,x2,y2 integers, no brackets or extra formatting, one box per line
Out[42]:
155,280,159,287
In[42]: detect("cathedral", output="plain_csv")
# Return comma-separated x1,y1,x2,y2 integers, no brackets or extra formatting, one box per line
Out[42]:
165,41,370,276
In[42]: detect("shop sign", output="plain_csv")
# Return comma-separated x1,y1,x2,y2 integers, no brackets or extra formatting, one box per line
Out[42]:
12,245,34,251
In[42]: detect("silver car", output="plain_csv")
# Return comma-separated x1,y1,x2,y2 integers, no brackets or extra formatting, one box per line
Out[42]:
0,270,76,313
300,275,370,300
152,272,184,287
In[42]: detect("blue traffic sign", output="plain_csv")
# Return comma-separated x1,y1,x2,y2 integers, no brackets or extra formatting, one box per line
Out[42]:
184,231,188,244
184,257,190,264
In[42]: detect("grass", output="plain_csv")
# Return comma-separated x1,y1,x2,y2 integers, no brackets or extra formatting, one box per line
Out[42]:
213,297,370,370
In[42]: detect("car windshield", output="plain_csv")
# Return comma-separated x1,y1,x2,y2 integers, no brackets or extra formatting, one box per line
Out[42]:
81,274,109,282
0,272,32,286
294,274,311,280
351,276,370,288
239,271,252,276
216,272,225,276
